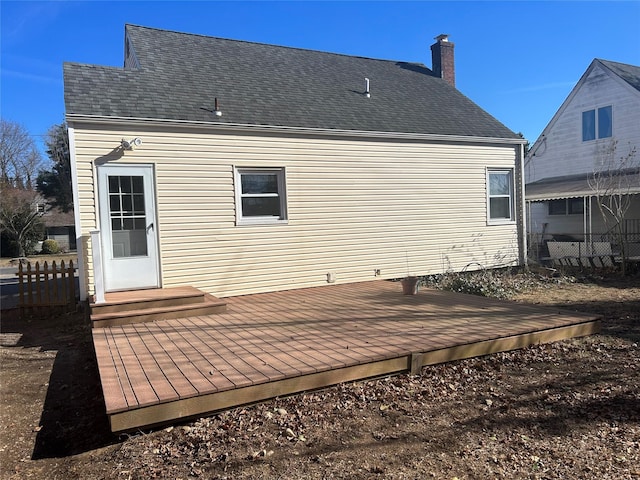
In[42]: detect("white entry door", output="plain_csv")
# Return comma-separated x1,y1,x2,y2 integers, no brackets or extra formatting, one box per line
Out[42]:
97,164,160,291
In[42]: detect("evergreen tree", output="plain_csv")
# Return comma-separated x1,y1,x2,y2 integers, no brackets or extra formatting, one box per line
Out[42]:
37,123,73,212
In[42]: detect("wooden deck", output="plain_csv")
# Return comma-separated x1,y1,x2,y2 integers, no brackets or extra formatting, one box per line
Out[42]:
92,281,600,432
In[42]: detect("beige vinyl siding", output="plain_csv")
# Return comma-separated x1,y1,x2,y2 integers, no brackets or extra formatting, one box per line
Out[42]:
71,124,520,298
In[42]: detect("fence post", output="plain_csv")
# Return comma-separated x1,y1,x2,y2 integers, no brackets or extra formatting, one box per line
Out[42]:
18,263,25,318
43,261,51,311
26,262,33,316
52,261,59,311
60,261,68,309
67,260,76,311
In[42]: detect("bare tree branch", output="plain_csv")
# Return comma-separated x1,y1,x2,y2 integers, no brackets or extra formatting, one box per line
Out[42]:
0,119,44,188
588,139,639,274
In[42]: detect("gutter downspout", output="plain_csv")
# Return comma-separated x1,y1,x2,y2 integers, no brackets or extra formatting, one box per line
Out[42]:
518,142,528,266
588,195,593,250
583,196,588,255
526,200,532,261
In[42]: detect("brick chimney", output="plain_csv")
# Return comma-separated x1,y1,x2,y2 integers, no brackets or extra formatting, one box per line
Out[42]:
431,34,455,87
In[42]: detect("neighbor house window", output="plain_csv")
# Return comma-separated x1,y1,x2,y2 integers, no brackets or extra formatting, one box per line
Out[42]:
234,167,287,225
487,168,515,223
548,198,584,215
582,106,612,141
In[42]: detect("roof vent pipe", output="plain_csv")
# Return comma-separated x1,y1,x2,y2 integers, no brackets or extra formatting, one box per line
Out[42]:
214,97,222,117
365,78,371,98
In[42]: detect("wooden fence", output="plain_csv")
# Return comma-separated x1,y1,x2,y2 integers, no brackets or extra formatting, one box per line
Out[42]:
16,260,78,317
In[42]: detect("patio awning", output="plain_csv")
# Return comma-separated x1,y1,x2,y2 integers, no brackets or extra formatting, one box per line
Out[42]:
526,169,640,202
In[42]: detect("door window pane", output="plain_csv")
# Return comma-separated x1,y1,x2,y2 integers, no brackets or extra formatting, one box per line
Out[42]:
109,195,121,212
122,195,132,213
108,176,119,193
133,194,145,213
108,175,148,257
132,176,144,193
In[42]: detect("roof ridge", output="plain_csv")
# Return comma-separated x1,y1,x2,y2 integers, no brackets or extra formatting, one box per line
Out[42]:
595,58,640,93
64,61,127,71
124,23,429,67
596,58,640,69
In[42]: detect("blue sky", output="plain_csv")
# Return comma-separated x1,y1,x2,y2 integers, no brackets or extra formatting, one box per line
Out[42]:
2,1,639,158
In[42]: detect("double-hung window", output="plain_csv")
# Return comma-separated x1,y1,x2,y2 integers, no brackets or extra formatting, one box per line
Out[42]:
487,168,515,224
582,106,612,141
234,167,287,225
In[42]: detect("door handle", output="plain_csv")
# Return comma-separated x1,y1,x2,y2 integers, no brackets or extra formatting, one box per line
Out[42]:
147,222,154,232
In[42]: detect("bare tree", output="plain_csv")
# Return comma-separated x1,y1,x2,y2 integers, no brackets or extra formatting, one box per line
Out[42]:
0,120,47,256
588,139,639,275
0,119,44,188
0,186,45,257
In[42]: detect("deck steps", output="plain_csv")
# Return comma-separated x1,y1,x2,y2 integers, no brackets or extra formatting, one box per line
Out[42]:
90,286,226,328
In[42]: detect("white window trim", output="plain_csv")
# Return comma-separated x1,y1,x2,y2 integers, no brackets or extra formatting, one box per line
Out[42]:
486,168,516,225
234,167,288,226
582,105,613,142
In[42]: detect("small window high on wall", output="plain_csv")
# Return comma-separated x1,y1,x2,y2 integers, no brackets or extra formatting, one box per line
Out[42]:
582,106,612,141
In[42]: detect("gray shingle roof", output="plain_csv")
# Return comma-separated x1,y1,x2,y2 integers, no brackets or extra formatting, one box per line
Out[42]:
599,59,640,93
64,24,518,139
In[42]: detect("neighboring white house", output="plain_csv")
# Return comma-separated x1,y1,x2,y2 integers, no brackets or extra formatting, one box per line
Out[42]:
64,25,526,301
525,59,640,260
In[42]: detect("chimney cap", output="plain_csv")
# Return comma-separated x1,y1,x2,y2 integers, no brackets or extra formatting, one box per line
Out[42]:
434,34,450,42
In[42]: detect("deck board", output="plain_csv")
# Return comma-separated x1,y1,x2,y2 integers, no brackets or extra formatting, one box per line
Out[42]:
171,317,251,389
92,331,129,413
149,322,217,395
92,280,601,432
131,323,198,400
112,326,161,408
218,314,321,376
158,320,236,392
103,328,139,411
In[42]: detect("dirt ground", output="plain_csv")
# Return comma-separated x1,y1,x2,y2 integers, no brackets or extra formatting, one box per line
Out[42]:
0,271,638,479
